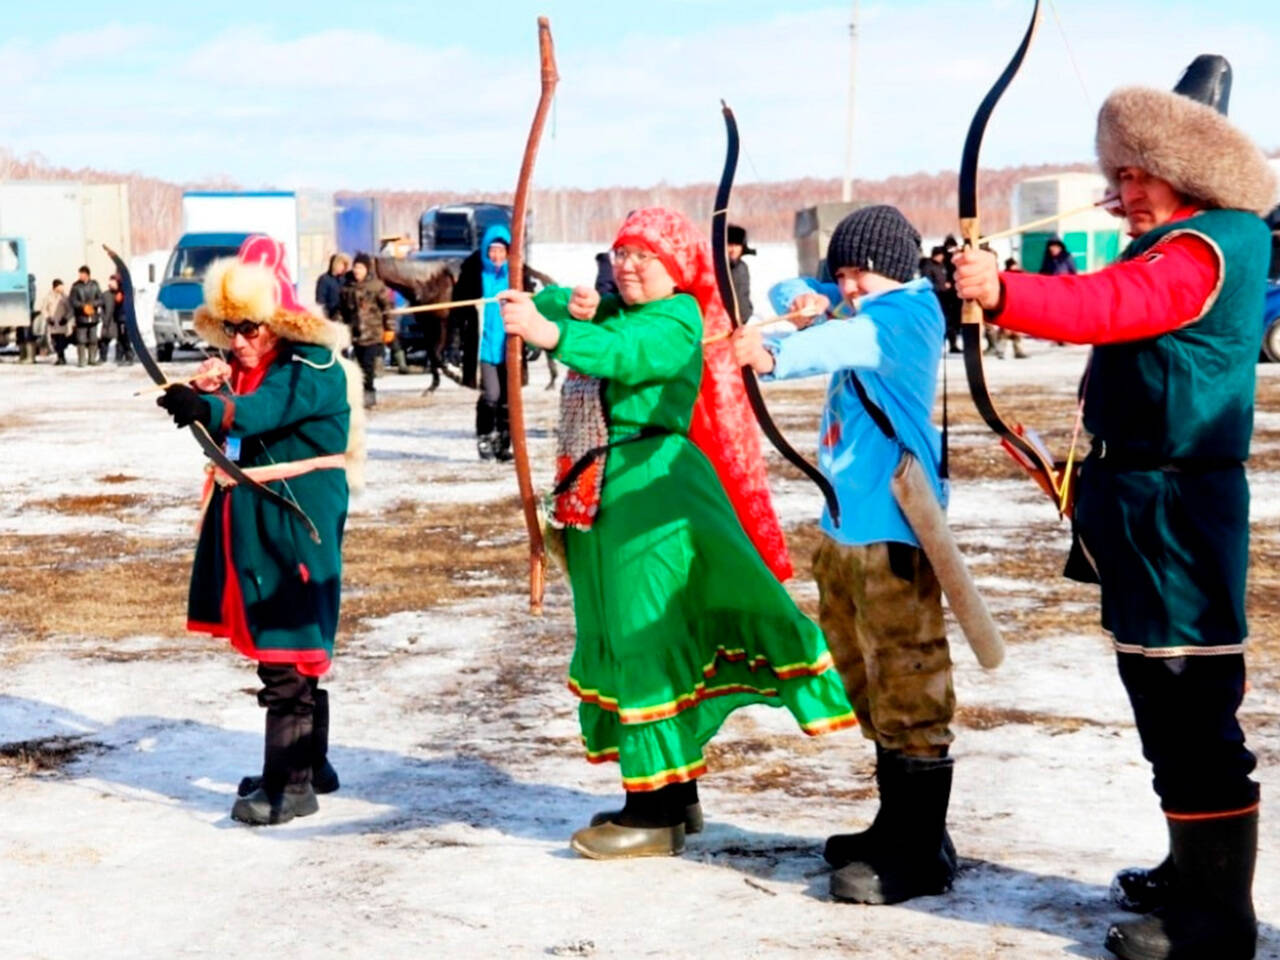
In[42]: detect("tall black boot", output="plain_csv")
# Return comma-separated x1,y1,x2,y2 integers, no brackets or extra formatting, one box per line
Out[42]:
830,753,958,904
237,686,338,797
232,678,319,826
825,742,895,867
1105,810,1258,960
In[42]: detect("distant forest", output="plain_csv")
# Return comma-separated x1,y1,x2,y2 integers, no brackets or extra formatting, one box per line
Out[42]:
0,146,1100,253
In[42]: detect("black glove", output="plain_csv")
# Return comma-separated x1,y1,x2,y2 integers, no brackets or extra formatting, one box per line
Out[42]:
156,384,210,428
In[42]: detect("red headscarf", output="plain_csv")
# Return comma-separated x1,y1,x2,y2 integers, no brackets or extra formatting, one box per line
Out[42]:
613,207,793,581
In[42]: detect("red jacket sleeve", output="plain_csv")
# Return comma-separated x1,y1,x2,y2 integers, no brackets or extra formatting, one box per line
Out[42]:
993,233,1222,345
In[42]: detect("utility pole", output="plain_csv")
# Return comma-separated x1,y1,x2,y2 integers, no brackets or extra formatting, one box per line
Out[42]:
841,0,860,202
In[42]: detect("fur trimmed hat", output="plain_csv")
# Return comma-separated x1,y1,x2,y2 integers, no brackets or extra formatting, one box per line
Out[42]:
1096,60,1277,217
193,235,351,353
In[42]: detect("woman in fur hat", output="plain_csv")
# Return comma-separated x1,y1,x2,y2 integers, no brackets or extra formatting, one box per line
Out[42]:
156,234,364,827
498,207,855,860
955,56,1275,960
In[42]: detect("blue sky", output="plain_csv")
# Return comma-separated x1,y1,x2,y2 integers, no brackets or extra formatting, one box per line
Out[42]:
3,0,1277,192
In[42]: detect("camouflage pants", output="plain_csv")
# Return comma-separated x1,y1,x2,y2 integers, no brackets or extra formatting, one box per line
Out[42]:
813,538,955,757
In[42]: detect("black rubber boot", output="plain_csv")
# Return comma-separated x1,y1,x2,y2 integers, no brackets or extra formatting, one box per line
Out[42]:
1112,854,1175,913
830,753,958,904
493,429,513,463
1105,810,1257,960
231,700,318,826
825,743,894,868
238,688,338,797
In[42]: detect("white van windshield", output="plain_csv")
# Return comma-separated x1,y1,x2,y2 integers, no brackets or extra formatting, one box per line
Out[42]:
166,246,241,281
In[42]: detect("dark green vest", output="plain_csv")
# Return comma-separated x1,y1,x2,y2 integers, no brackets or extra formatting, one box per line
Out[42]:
1083,209,1270,461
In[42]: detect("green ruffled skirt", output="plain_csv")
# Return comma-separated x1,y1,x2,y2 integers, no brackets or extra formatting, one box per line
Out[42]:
564,434,855,791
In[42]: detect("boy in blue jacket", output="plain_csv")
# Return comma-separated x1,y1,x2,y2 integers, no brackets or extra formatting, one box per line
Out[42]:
734,205,956,905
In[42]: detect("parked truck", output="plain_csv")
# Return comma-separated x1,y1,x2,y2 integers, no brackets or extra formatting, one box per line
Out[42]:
0,182,130,343
0,237,31,346
153,190,378,359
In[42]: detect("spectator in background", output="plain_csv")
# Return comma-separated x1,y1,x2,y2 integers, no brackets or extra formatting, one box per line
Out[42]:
315,253,350,320
1039,237,1078,277
940,235,962,353
41,279,72,366
339,253,394,409
593,251,618,297
455,225,521,461
984,259,1028,359
17,273,39,363
1039,238,1076,348
69,265,104,367
99,274,126,364
921,247,950,341
112,273,134,365
727,224,755,320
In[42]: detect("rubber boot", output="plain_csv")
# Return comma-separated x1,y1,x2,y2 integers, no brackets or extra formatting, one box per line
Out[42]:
362,388,376,410
393,345,409,375
824,743,896,867
1112,854,1175,913
1105,809,1257,960
477,433,495,461
493,429,514,463
591,779,704,834
571,783,686,860
231,705,319,826
1013,341,1029,359
76,343,87,368
830,753,958,904
239,688,338,797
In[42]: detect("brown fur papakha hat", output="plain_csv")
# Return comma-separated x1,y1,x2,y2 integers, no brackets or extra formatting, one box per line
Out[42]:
1095,55,1277,217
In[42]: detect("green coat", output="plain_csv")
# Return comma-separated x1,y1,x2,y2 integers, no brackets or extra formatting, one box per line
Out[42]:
537,287,854,790
1073,209,1270,656
187,342,351,675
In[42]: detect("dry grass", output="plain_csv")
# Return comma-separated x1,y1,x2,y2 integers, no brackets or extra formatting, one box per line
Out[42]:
339,496,533,625
32,493,149,515
0,736,103,775
97,473,139,485
0,534,191,656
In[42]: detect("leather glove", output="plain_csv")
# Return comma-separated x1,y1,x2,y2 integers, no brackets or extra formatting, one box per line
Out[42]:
156,384,210,428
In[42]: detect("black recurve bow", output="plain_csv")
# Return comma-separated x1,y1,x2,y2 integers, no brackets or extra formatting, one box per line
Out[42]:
713,102,842,525
108,245,322,543
957,0,1068,514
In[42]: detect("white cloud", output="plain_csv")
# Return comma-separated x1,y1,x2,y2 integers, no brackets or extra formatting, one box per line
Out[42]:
0,2,1275,191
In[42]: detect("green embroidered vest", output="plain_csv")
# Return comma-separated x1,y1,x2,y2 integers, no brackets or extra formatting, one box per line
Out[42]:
1083,209,1270,461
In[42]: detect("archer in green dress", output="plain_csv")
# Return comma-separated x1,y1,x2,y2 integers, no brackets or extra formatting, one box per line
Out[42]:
500,207,854,859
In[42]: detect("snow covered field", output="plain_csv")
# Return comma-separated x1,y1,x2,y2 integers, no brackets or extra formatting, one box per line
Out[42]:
1,342,1278,959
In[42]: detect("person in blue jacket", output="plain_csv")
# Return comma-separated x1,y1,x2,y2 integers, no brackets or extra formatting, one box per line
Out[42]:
734,205,957,906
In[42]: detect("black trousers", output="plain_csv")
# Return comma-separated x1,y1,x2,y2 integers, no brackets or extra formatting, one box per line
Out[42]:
475,361,509,436
1117,653,1258,814
353,343,381,393
257,663,317,794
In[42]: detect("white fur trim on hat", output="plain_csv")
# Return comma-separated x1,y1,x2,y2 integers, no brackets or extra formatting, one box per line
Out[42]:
193,257,351,352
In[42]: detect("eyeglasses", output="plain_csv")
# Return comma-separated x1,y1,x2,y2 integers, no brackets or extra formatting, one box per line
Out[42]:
222,320,263,339
611,248,660,268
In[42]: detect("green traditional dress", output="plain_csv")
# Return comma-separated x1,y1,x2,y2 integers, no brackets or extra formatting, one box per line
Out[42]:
537,286,855,791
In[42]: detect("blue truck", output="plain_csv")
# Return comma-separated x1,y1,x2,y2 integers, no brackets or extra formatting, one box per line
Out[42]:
151,231,251,361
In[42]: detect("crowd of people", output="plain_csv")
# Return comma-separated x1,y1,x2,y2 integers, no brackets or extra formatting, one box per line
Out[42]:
12,264,133,367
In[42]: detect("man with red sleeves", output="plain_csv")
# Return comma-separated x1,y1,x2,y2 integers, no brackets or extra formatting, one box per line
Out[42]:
955,56,1275,960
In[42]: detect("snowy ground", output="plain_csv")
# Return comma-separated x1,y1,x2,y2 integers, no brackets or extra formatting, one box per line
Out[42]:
1,341,1278,960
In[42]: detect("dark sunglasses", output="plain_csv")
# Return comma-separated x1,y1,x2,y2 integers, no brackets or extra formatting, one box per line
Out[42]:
222,320,263,339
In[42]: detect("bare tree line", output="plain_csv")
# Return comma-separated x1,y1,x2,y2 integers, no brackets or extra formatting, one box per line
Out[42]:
1,145,1099,252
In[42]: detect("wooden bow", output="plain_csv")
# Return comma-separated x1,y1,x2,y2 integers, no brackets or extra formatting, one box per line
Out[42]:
505,17,558,614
